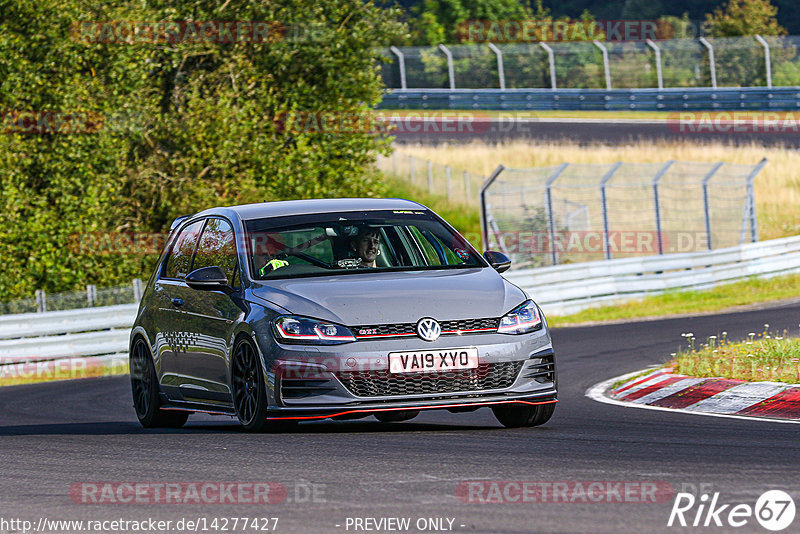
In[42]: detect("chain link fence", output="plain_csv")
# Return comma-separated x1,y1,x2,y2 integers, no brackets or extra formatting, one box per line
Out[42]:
481,159,766,269
382,36,800,90
0,279,143,315
377,151,485,206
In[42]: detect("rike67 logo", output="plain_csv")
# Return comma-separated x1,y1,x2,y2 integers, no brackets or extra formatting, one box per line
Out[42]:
668,490,796,531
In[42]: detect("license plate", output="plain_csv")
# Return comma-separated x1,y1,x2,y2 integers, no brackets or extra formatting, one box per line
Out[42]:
388,348,479,374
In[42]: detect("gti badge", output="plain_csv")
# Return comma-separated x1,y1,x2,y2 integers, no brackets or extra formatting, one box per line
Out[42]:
416,318,441,342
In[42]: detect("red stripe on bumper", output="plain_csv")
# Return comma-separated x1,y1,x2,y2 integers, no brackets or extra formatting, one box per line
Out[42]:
266,398,558,421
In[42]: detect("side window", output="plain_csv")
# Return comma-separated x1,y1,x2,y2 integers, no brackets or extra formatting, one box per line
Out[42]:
193,218,237,282
163,220,205,280
408,226,443,266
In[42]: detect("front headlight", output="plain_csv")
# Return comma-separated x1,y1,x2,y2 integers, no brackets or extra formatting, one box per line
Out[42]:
497,300,542,335
273,315,356,345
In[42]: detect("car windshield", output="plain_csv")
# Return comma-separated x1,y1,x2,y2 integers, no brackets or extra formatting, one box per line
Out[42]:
245,209,485,279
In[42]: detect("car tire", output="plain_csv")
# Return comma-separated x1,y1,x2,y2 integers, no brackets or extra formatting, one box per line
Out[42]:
231,336,272,432
130,338,189,428
374,410,419,423
492,402,555,428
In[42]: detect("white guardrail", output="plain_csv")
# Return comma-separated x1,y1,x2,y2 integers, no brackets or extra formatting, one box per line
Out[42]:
505,235,800,316
2,235,800,367
0,304,136,365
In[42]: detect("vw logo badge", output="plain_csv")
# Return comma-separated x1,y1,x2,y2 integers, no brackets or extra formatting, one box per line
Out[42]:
416,318,441,342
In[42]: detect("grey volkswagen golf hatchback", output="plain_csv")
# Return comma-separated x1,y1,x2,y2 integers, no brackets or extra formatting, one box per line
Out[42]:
130,198,557,431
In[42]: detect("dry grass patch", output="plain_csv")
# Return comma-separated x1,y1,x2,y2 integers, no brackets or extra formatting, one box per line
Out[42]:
396,140,800,241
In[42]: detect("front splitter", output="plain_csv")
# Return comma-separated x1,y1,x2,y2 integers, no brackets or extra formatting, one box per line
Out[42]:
266,392,558,421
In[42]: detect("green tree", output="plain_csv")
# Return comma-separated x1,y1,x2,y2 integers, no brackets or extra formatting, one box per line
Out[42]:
705,0,786,37
409,0,532,45
702,0,786,87
0,0,404,299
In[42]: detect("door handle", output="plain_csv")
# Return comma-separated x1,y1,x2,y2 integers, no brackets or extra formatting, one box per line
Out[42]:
171,298,184,307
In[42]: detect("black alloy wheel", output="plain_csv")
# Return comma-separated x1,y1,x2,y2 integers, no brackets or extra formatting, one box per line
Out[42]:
231,337,271,432
130,338,188,428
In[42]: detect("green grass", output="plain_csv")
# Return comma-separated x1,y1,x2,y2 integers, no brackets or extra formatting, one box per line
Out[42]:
548,274,800,327
670,331,800,384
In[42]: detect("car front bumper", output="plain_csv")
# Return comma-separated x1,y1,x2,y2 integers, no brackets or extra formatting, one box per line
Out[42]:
256,328,557,420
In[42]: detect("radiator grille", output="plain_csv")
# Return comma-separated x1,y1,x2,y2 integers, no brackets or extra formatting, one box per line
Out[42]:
353,318,500,339
335,360,523,397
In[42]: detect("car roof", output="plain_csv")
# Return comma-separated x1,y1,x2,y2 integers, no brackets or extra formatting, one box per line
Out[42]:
192,198,429,222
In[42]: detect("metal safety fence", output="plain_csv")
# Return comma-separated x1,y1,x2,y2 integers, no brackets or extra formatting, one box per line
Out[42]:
480,159,767,269
505,235,800,316
381,36,800,91
377,151,486,206
0,279,143,315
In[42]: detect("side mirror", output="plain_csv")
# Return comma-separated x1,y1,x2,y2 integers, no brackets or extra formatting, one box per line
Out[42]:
185,266,234,294
483,250,511,273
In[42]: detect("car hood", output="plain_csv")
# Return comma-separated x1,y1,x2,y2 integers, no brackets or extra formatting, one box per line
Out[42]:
248,268,527,326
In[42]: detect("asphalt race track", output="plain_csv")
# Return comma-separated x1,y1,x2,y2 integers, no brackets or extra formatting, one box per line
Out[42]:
1,302,799,534
391,117,800,147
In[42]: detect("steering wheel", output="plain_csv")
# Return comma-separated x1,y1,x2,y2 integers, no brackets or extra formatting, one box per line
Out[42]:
283,251,331,268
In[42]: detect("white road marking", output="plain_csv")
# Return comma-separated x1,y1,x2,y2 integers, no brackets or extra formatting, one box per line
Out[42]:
586,370,800,425
629,377,705,404
685,382,789,414
613,369,673,398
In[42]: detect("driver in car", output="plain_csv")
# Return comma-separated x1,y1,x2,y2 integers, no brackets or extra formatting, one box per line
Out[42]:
349,226,381,268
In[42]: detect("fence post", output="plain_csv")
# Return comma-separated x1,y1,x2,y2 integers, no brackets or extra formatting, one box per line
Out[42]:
545,163,569,265
409,155,414,183
749,190,759,243
651,160,675,254
754,35,772,88
427,160,434,193
702,162,725,250
600,162,623,260
392,151,397,175
389,46,407,90
593,40,612,90
699,37,717,88
539,43,557,90
488,42,505,90
480,166,506,251
464,171,471,199
646,39,663,90
86,284,96,307
35,289,46,313
445,165,451,199
746,158,767,242
438,44,456,90
133,278,143,302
